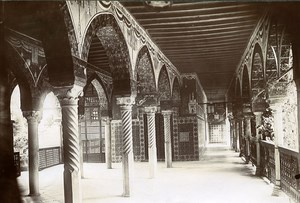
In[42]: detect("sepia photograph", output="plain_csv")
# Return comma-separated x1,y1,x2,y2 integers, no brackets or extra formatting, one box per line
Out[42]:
1,1,300,202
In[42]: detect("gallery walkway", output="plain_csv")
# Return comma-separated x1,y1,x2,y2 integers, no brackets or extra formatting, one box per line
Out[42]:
18,146,293,203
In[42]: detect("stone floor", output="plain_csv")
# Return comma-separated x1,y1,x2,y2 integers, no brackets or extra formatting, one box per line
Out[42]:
19,146,294,203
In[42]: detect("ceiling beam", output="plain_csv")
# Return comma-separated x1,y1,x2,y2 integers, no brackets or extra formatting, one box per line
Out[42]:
138,10,257,24
132,4,257,17
163,44,245,52
145,19,257,32
141,14,258,27
149,24,255,36
154,32,250,43
151,28,254,39
160,40,248,50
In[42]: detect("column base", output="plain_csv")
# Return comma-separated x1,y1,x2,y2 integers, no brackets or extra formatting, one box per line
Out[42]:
245,156,250,164
271,185,281,196
29,192,40,197
255,166,261,176
122,193,131,197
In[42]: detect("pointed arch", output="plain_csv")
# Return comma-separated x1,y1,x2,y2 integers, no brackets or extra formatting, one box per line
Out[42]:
251,43,265,102
172,77,181,101
158,65,171,101
85,73,110,104
5,42,33,111
136,45,156,95
81,14,133,96
235,78,241,99
241,65,250,101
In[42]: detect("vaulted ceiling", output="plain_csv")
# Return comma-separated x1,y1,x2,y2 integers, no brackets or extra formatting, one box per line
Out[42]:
122,2,266,102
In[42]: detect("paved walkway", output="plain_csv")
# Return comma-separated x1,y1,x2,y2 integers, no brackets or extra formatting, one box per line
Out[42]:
18,146,293,203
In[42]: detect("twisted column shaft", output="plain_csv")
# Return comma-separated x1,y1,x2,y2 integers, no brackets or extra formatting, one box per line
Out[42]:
162,110,172,168
23,111,41,196
145,106,157,178
117,96,135,197
56,85,83,203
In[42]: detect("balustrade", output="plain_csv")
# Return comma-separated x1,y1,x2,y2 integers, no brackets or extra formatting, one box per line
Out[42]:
278,147,300,202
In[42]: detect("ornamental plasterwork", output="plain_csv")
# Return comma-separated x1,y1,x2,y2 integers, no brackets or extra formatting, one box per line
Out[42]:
136,51,156,95
282,80,298,150
6,31,47,87
251,52,265,103
158,67,171,101
236,13,269,82
181,73,207,103
69,1,181,81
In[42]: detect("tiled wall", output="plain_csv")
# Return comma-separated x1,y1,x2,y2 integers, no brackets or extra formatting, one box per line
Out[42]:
111,112,207,162
111,118,143,163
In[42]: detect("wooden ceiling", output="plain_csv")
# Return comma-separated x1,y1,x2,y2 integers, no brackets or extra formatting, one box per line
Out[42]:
122,2,266,101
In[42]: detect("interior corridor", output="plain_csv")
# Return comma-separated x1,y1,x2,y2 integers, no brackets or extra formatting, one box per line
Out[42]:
19,146,291,203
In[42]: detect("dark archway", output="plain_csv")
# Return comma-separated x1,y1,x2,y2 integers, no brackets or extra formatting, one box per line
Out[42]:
251,43,265,103
242,65,250,103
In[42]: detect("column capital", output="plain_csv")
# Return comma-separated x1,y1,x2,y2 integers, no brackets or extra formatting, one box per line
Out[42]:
161,110,172,116
116,96,135,110
102,116,112,123
53,84,83,106
253,111,263,116
145,106,157,115
23,110,42,123
243,112,254,119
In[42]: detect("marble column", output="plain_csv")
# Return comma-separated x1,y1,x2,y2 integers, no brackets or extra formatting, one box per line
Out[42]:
162,110,172,168
269,102,283,196
232,120,236,150
78,115,84,178
145,106,157,178
239,119,244,157
116,96,135,197
104,117,112,169
254,112,262,176
23,110,41,196
235,120,240,153
56,86,83,203
244,114,252,163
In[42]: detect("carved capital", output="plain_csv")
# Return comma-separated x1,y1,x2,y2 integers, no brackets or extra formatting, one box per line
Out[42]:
161,110,172,117
116,96,135,111
253,111,263,117
243,112,254,119
23,110,42,123
145,106,157,115
53,85,83,107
